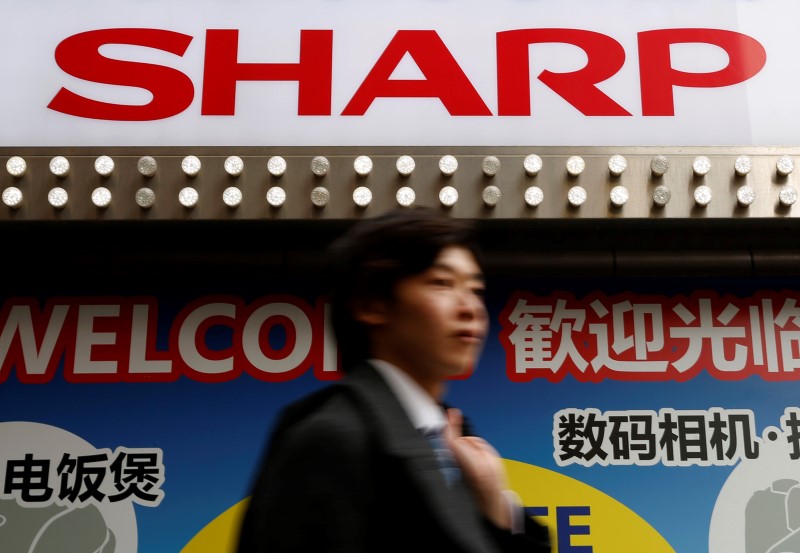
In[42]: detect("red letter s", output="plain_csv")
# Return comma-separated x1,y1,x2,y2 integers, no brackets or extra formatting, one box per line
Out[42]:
48,28,194,121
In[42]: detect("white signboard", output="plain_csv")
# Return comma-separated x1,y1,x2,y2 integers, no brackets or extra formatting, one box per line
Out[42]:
0,0,793,146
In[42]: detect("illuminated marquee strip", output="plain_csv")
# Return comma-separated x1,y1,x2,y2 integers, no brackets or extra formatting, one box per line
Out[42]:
0,146,799,221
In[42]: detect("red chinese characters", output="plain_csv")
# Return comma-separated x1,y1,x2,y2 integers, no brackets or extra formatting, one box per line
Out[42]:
500,291,800,382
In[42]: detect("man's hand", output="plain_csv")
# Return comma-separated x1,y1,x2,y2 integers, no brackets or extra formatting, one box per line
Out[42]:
443,408,513,530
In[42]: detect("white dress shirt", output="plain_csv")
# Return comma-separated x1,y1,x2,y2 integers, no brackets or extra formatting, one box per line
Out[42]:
369,358,446,432
368,358,524,534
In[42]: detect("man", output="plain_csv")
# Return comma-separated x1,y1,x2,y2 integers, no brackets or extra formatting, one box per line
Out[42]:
237,208,550,552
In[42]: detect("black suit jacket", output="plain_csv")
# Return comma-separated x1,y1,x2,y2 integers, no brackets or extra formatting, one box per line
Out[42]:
237,363,550,552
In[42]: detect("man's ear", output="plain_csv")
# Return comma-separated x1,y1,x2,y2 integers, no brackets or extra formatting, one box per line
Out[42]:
352,298,388,326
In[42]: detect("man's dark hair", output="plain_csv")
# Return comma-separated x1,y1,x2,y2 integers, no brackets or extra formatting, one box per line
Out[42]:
326,207,482,371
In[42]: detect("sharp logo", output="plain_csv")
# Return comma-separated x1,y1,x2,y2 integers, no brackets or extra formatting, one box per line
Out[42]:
47,28,767,122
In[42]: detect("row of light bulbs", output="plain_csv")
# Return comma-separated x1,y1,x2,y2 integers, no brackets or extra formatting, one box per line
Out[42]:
2,152,798,211
0,182,490,209
3,153,798,180
2,180,798,210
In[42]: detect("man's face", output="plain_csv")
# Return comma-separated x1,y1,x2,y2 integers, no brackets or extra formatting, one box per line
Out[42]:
365,246,488,388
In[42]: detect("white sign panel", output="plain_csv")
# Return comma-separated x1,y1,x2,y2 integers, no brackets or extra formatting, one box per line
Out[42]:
0,0,794,146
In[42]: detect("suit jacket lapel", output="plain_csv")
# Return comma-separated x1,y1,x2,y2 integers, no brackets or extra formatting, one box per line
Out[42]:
343,364,499,553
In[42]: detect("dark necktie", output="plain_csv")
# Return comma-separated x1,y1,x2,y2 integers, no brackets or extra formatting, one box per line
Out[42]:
422,426,461,486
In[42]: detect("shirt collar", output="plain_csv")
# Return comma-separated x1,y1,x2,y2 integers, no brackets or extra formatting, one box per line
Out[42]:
368,359,446,431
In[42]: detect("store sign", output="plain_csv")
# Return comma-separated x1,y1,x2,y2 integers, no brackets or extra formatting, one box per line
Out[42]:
0,0,795,145
3,281,800,552
48,28,765,121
